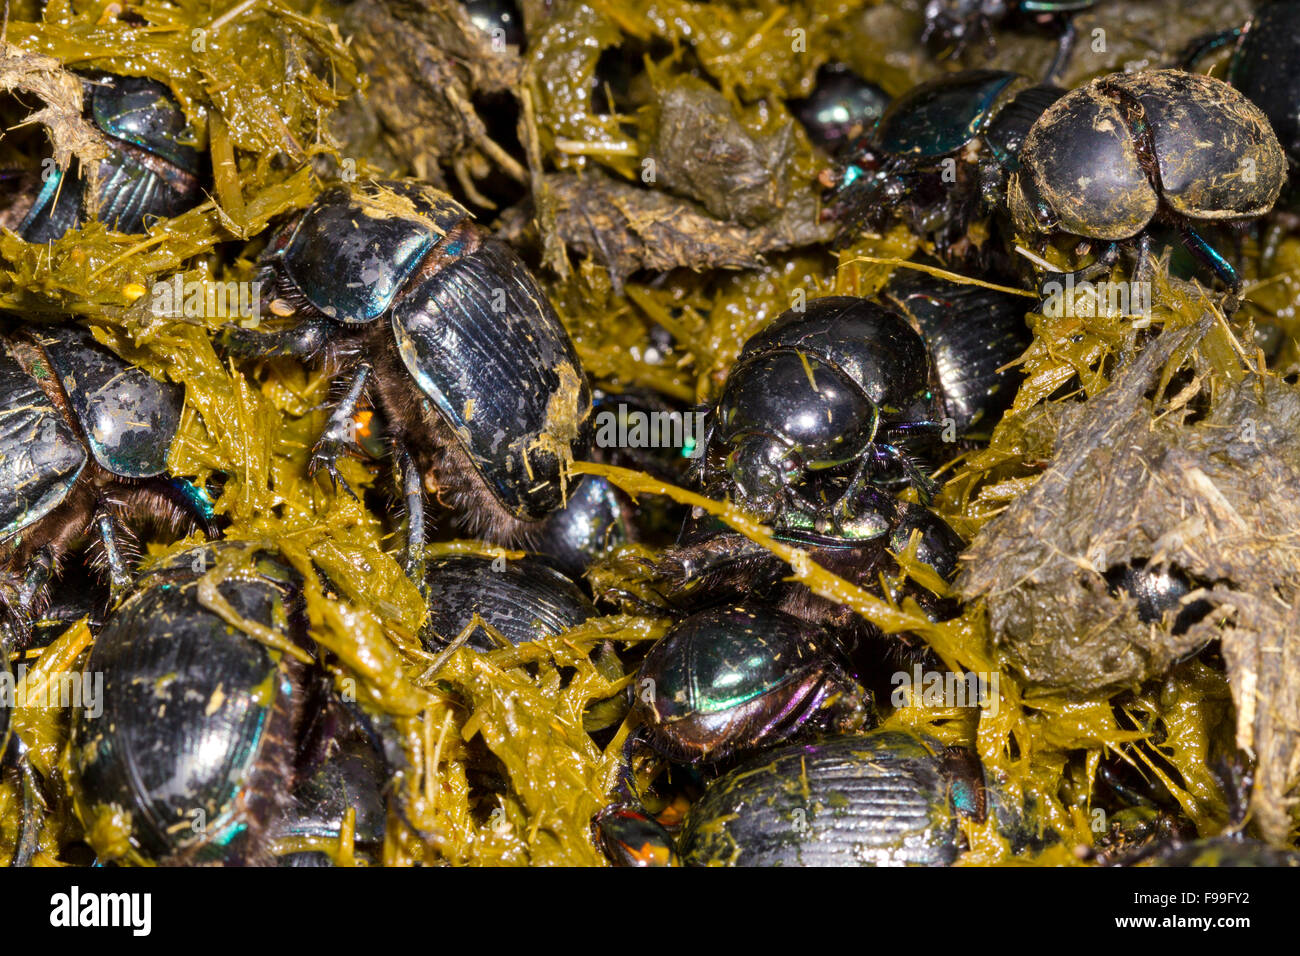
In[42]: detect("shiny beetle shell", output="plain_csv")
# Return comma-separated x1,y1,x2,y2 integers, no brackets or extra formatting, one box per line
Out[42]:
633,604,871,764
0,337,86,537
273,733,387,866
15,75,205,242
680,731,980,866
593,805,680,867
30,324,183,479
1229,1,1300,165
1010,70,1286,241
882,274,1030,435
791,64,891,153
264,180,592,521
873,70,1022,158
70,547,301,864
738,297,932,416
533,474,633,578
422,554,595,652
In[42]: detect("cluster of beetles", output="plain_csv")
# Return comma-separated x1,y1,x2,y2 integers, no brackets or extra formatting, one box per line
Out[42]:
1,0,1300,866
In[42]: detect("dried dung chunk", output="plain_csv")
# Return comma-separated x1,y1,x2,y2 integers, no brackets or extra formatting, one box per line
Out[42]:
648,77,794,227
498,170,832,282
960,320,1300,840
961,322,1300,693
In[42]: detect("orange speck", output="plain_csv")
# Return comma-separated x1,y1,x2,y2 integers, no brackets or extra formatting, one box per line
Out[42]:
353,409,373,438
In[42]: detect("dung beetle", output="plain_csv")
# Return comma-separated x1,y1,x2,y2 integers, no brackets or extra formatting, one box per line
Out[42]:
881,271,1031,436
1008,69,1286,291
223,179,592,560
1183,2,1300,169
69,545,305,865
273,716,388,867
653,485,962,637
699,296,941,521
0,324,204,640
421,553,595,652
1224,1,1300,168
679,730,985,866
1103,560,1212,635
593,804,679,867
826,70,1064,263
631,604,874,765
533,474,634,579
790,64,891,155
0,74,205,242
922,2,1098,83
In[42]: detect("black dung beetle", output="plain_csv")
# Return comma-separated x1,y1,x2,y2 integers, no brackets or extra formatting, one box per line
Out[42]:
679,730,985,866
69,545,305,865
422,553,595,652
272,717,388,867
881,271,1031,436
790,64,891,155
533,474,634,579
0,324,204,639
1008,69,1286,291
826,70,1064,262
700,296,940,520
655,485,962,635
1103,560,1212,635
593,804,679,867
223,180,592,558
631,604,874,765
0,74,205,242
921,2,1098,83
1183,2,1300,169
1225,1,1300,168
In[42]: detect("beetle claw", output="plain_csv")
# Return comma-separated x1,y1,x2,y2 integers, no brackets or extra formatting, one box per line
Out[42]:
308,438,362,501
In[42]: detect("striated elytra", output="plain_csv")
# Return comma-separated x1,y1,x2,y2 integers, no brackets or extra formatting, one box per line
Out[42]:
680,730,983,866
241,179,592,539
421,553,595,652
9,74,205,242
70,546,303,865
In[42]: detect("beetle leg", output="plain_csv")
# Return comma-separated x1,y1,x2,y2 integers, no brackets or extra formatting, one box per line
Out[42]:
94,511,134,606
869,442,938,503
393,439,428,597
1179,27,1242,72
308,361,373,501
8,744,47,867
1178,225,1241,296
830,457,873,525
0,549,55,648
219,317,336,359
1042,16,1078,87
